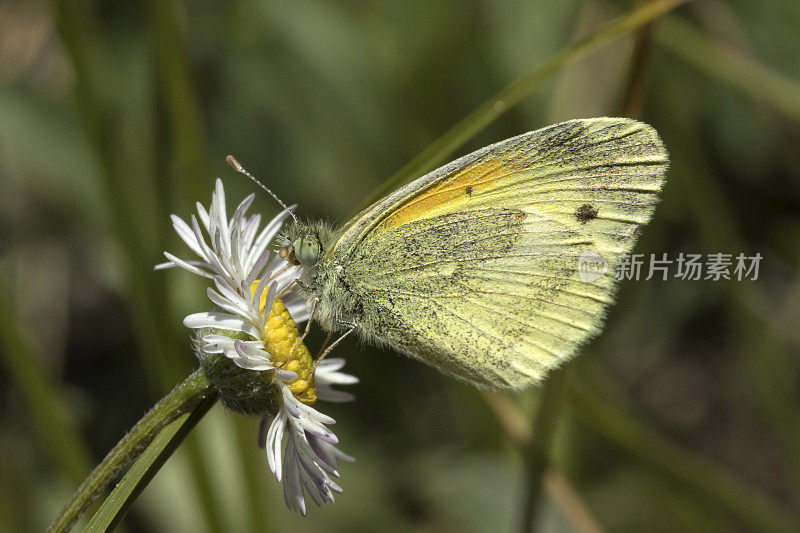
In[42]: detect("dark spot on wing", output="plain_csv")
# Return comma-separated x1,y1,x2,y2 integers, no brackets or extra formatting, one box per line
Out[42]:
465,185,473,197
575,203,598,223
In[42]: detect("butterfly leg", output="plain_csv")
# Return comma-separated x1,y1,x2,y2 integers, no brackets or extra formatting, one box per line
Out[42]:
287,297,318,361
311,326,355,377
316,329,335,358
276,275,307,299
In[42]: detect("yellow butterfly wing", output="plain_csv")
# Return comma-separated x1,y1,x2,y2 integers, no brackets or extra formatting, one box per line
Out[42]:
331,118,668,389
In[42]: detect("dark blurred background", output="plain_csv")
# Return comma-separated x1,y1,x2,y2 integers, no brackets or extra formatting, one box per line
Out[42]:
1,0,800,531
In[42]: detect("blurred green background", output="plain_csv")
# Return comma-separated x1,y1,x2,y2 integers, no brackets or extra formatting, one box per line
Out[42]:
2,0,800,531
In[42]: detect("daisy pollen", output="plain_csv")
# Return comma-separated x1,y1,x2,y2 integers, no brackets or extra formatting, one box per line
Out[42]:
157,179,357,514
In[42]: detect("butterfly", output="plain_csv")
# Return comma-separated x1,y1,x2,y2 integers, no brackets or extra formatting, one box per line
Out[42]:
233,117,668,390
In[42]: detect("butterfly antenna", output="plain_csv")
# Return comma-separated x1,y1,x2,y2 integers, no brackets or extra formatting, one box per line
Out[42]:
226,155,299,224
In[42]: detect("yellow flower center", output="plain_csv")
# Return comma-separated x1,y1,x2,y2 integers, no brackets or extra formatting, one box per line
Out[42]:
250,282,316,405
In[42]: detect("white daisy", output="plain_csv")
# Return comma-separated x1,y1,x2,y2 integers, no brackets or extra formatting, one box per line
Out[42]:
158,178,356,514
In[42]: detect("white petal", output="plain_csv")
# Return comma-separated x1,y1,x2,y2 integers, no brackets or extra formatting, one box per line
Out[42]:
258,282,278,332
245,249,272,287
161,252,213,278
212,179,232,260
206,285,253,323
201,334,262,355
275,369,299,381
227,347,274,371
183,312,259,337
234,193,255,221
267,411,286,479
315,358,346,372
196,201,210,229
249,208,293,266
249,275,270,311
171,214,206,258
316,389,356,403
190,215,226,277
233,339,270,359
284,297,310,324
241,214,262,269
317,371,359,386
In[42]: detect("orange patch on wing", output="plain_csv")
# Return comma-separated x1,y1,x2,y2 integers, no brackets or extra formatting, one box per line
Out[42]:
373,158,512,234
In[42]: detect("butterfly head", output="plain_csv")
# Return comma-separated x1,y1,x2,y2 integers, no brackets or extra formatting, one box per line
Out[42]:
279,220,335,268
280,231,320,266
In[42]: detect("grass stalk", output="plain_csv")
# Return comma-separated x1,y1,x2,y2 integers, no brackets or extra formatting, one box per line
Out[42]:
51,0,185,392
0,280,92,486
360,0,689,209
84,395,218,532
616,0,657,118
52,1,228,530
481,387,603,533
150,0,209,208
659,16,800,123
519,370,568,533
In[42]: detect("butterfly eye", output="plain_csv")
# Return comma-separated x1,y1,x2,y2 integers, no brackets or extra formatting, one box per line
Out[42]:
293,235,321,266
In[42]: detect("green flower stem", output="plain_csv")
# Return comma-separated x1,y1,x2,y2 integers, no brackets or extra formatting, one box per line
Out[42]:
85,394,218,532
48,370,215,533
359,0,689,211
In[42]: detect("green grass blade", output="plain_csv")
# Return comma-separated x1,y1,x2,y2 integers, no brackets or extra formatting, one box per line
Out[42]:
51,1,227,529
84,395,217,533
149,0,209,210
659,16,800,123
358,0,689,211
51,0,185,392
0,279,92,486
518,368,569,533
